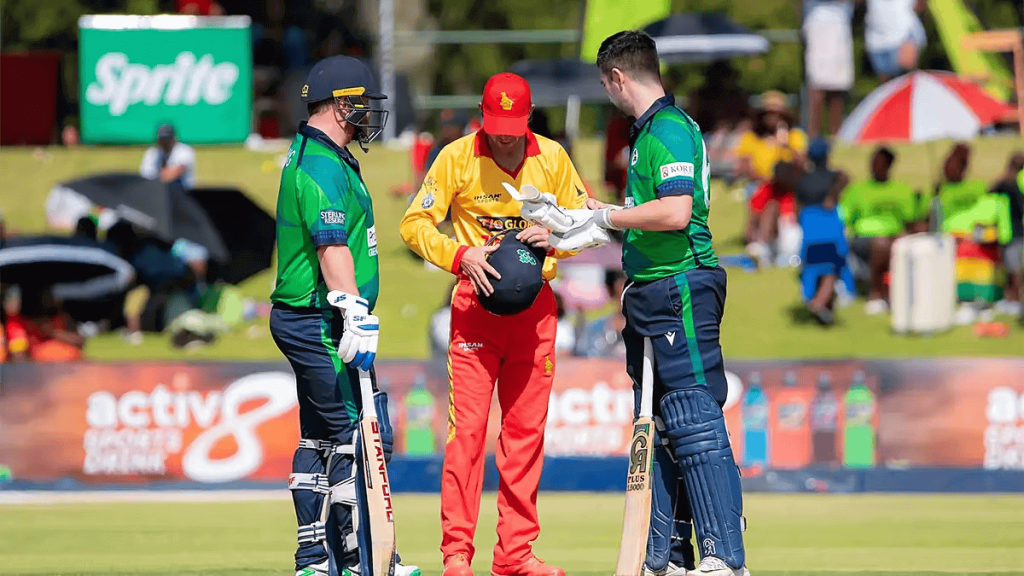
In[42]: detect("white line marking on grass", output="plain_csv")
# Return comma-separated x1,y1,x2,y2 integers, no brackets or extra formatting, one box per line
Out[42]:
0,490,290,504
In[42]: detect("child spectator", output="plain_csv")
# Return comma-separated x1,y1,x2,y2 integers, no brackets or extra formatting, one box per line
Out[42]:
796,138,854,325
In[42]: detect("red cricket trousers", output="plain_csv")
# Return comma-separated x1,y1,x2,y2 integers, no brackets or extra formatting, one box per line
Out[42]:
441,278,557,569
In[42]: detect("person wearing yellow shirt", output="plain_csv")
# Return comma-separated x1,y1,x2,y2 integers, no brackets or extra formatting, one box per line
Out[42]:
734,91,808,185
399,72,586,576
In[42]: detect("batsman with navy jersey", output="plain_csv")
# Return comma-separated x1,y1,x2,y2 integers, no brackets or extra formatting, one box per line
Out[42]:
270,55,417,576
579,31,749,576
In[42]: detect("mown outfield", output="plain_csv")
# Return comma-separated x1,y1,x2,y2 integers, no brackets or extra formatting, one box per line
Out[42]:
1,136,1023,360
1,493,1022,575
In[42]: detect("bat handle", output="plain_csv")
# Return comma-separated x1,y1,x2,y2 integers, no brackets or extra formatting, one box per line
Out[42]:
358,369,377,419
640,337,654,418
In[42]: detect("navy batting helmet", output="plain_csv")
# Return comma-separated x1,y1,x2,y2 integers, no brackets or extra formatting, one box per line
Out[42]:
478,232,547,316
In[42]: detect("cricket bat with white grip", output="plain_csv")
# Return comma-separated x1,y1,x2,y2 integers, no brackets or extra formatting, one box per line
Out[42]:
614,337,655,576
358,369,397,576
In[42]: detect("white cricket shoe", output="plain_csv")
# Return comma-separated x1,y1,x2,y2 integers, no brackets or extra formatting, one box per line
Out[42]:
296,560,329,576
396,562,422,576
642,561,689,576
686,557,751,576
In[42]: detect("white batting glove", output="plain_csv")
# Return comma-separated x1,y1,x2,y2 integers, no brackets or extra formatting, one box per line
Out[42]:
327,291,379,372
548,210,612,251
504,183,577,233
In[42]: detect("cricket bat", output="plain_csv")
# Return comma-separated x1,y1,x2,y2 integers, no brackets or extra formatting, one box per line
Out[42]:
358,369,397,576
614,337,655,576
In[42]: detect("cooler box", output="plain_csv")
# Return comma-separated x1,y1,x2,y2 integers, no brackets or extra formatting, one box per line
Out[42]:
890,233,956,335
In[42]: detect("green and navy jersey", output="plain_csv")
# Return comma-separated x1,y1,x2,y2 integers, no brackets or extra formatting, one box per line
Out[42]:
623,95,718,281
271,123,379,310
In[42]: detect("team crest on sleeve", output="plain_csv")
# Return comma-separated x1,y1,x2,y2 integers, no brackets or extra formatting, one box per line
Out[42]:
320,210,345,225
660,162,694,180
421,192,435,209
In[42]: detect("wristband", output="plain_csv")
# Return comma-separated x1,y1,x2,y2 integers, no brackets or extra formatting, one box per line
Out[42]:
594,207,623,230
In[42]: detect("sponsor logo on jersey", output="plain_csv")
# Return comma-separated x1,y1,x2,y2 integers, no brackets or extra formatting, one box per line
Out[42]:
421,192,435,209
473,192,503,204
630,149,638,166
457,342,483,351
475,215,528,232
660,162,694,180
320,210,345,225
367,226,377,256
625,197,636,208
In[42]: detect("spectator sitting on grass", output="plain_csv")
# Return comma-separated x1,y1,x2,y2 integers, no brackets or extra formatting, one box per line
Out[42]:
733,91,808,192
746,160,803,268
989,152,1024,315
937,143,987,232
574,269,627,358
796,138,854,325
4,285,85,362
840,146,921,315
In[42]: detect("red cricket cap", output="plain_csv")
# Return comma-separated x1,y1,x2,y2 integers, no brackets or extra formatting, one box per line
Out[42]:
481,73,532,137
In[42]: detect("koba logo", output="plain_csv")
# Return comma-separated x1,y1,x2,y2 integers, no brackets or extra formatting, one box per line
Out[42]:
86,52,241,116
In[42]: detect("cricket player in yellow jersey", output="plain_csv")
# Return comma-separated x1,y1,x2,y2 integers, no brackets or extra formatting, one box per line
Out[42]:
400,72,587,576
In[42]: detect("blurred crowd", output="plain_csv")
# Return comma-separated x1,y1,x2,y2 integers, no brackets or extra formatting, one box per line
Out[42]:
1,124,268,363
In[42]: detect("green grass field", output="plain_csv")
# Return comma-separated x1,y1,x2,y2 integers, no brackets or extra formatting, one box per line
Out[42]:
1,493,1022,575
2,136,1023,361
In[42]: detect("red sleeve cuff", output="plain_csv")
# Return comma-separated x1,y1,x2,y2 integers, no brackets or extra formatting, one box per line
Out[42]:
451,245,470,274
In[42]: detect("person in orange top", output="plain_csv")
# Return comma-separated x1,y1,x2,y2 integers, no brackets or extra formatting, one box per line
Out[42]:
400,73,587,576
4,287,85,362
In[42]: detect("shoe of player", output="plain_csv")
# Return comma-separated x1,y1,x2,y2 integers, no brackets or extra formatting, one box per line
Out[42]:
396,561,422,576
296,560,329,576
643,561,691,576
444,553,473,576
491,556,565,576
686,557,750,576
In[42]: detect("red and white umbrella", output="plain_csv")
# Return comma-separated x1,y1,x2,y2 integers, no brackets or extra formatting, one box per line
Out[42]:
837,71,1014,144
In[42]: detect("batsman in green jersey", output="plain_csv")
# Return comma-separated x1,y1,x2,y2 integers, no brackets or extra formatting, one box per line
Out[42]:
269,55,416,576
582,31,749,576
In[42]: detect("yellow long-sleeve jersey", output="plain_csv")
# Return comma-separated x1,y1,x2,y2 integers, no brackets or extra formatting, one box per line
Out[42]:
400,131,589,280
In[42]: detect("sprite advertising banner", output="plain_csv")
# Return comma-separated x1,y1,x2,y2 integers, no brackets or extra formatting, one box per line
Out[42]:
79,15,252,144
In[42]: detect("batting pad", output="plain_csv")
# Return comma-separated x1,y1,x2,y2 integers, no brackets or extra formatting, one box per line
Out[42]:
660,388,745,569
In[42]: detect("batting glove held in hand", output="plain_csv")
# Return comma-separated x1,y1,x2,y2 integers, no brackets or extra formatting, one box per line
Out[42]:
327,290,379,371
548,209,612,251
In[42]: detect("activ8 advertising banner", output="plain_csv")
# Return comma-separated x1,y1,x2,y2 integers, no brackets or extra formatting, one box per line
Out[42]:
78,15,252,144
0,359,1022,487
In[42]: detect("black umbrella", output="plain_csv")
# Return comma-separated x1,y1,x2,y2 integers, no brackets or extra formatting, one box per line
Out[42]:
51,174,229,263
643,13,771,63
508,58,607,105
188,187,277,284
0,235,135,300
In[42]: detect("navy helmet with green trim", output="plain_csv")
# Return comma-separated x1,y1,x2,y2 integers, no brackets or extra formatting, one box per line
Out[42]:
479,232,547,316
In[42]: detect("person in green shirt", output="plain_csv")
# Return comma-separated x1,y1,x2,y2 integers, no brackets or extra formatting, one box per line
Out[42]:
936,143,988,233
840,147,921,314
268,56,415,576
580,30,747,576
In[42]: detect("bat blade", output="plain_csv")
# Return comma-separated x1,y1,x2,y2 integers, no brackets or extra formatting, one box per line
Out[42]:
361,415,397,576
614,416,654,576
615,337,655,576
